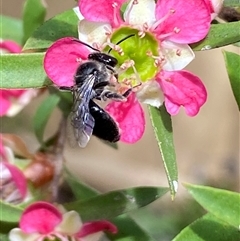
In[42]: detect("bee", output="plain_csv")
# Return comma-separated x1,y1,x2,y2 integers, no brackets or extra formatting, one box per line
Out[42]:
61,36,134,147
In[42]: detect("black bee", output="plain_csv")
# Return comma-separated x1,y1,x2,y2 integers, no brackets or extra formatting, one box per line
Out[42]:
60,36,134,147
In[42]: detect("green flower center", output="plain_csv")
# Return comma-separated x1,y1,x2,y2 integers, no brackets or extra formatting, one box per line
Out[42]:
105,27,159,84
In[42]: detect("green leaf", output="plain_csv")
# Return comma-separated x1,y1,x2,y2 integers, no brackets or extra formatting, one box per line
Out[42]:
22,0,47,43
33,93,60,143
223,51,240,110
184,183,240,228
148,105,178,198
0,15,23,44
0,233,10,241
64,169,159,240
172,213,240,241
0,201,22,223
191,22,240,50
23,8,78,50
109,215,157,241
224,0,240,7
0,53,51,88
64,186,169,221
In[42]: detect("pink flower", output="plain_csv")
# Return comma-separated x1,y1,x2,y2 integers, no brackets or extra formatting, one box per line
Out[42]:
0,40,38,117
0,40,22,53
0,161,27,204
0,135,27,204
78,0,210,128
44,0,212,144
9,201,117,241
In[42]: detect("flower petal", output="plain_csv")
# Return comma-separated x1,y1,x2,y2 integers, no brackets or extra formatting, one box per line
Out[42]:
155,0,211,44
0,40,21,53
124,0,156,26
5,90,38,117
0,93,11,117
44,37,90,87
20,202,62,234
78,220,117,237
204,0,224,19
3,162,27,199
56,211,83,235
79,0,124,28
161,41,195,71
105,93,145,143
78,20,111,47
157,70,207,116
9,228,40,241
0,89,27,116
136,80,163,108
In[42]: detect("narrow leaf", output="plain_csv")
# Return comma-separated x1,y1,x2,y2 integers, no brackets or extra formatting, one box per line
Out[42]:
172,213,240,241
0,15,23,44
64,186,169,221
109,215,157,241
148,105,178,198
184,183,240,228
22,0,47,43
1,53,51,88
223,51,240,110
191,21,240,50
224,0,240,7
33,93,60,143
0,201,23,223
24,8,78,50
64,169,159,240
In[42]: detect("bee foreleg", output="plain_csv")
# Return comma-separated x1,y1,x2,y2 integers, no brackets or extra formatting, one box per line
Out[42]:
100,90,126,101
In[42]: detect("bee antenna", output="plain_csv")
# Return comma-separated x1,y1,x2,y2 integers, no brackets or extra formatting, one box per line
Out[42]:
108,34,135,54
72,38,100,52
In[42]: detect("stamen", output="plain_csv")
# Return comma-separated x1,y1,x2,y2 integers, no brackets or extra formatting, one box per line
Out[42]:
131,64,142,87
150,9,181,41
151,9,175,30
119,59,135,73
118,60,142,86
124,0,139,24
101,37,124,55
92,42,101,50
176,49,181,56
103,25,113,36
138,23,149,38
146,51,163,67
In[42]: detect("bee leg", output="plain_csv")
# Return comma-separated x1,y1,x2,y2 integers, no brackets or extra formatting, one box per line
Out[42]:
100,90,126,101
122,88,132,98
122,83,142,97
59,86,73,91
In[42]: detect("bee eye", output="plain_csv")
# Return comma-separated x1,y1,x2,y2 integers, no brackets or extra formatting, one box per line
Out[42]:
88,53,118,67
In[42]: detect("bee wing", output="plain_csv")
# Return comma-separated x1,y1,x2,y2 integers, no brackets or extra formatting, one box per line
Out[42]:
71,105,95,147
71,74,96,147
